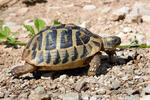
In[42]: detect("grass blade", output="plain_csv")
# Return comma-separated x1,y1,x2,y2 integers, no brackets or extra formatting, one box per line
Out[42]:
0,20,3,25
4,26,10,36
24,25,35,35
0,29,7,39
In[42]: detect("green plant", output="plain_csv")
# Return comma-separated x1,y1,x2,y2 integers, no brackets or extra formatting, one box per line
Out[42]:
129,36,138,47
24,18,46,37
53,20,62,25
0,21,21,45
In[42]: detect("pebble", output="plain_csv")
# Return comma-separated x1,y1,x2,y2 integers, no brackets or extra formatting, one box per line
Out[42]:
81,93,89,100
142,15,150,23
97,87,106,95
59,93,81,100
59,74,68,81
33,86,45,94
90,95,101,100
133,2,150,16
0,91,4,98
101,7,111,14
48,5,61,9
29,86,50,100
142,86,150,94
140,95,150,100
83,5,96,10
136,34,145,44
23,19,34,26
125,2,150,23
122,27,132,33
111,6,130,21
110,80,121,90
17,8,29,15
74,80,87,91
126,95,140,100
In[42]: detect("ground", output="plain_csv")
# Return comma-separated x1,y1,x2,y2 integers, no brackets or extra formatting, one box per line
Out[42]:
0,0,150,100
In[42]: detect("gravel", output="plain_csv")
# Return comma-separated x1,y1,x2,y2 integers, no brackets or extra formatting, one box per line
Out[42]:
0,0,150,100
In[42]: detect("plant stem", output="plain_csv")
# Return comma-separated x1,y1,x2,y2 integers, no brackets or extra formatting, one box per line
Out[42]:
0,41,27,46
118,45,150,48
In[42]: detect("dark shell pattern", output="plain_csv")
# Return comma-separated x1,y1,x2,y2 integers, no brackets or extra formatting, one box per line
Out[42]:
23,24,102,66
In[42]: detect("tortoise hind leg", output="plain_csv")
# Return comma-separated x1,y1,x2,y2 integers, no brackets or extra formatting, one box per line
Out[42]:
11,63,37,77
88,52,101,76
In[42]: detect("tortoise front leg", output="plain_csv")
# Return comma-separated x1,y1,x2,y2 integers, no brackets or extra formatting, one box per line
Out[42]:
106,50,116,63
88,53,101,76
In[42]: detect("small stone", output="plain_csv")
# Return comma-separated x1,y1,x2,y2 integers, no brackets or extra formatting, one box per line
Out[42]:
59,93,81,100
127,95,140,100
74,80,87,91
24,19,34,26
110,80,121,90
125,88,135,95
143,86,150,94
140,95,150,100
136,34,145,44
48,5,61,9
34,86,45,94
17,8,29,15
111,6,130,21
98,88,106,95
101,7,111,14
29,93,50,100
90,95,101,100
59,87,66,93
122,27,132,33
59,74,68,81
29,86,50,100
83,5,96,10
121,76,129,81
0,91,4,98
142,15,150,23
81,93,89,100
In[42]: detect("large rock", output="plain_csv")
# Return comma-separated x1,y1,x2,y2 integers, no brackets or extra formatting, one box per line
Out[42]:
29,86,50,100
126,2,150,23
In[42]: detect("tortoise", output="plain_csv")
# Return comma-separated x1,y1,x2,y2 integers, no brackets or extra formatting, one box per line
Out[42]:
11,24,121,77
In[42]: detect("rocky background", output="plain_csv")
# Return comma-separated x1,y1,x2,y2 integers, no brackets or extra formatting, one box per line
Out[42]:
0,0,150,100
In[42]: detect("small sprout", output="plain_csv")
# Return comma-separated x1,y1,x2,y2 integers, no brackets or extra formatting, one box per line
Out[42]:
0,25,19,45
129,36,138,47
34,18,46,32
24,18,46,37
24,25,35,37
53,20,62,25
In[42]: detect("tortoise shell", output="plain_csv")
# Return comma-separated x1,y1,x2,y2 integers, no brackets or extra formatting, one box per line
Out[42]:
22,24,102,71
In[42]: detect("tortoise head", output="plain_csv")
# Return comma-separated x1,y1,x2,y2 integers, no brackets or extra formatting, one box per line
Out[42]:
102,36,121,51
